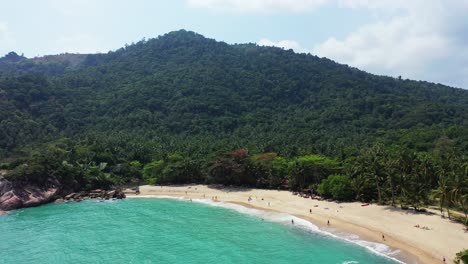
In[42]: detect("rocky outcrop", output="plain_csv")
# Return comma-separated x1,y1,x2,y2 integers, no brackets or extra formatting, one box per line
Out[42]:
62,189,126,201
0,175,126,211
0,176,60,211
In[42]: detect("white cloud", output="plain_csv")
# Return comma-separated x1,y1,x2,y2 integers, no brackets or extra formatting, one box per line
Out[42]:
337,0,417,10
313,16,449,74
187,0,329,13
257,38,309,53
312,0,468,88
188,0,468,87
0,22,15,56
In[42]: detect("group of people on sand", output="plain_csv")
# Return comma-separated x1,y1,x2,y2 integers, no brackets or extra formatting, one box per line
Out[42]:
413,224,430,230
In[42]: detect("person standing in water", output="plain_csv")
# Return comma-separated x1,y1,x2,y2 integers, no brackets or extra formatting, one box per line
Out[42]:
291,219,294,224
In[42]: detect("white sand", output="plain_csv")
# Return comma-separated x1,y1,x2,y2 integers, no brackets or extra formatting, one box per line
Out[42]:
127,185,467,263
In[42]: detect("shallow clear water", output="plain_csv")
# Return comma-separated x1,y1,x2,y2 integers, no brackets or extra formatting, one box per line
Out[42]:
0,199,401,264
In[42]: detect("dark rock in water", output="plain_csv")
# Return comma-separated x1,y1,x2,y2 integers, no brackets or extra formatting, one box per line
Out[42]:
0,176,60,211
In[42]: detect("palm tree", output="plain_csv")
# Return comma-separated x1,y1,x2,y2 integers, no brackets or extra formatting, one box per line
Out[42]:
384,156,399,207
415,152,434,206
450,160,468,227
350,174,368,201
433,175,451,218
454,249,468,264
366,145,387,204
397,150,418,208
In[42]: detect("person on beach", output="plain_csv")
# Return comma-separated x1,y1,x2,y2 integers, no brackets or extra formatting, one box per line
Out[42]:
382,234,385,241
309,209,312,213
327,220,330,226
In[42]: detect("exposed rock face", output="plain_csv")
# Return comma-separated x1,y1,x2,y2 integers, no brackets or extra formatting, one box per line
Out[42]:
0,176,60,211
63,189,126,201
0,175,126,211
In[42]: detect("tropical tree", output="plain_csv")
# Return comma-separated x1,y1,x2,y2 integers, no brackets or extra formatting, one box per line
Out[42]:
349,174,371,201
249,153,287,188
433,175,452,218
288,154,341,191
454,249,468,264
450,159,468,226
317,174,354,201
352,145,387,204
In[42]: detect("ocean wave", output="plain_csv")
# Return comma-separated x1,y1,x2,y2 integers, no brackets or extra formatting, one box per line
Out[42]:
127,195,405,263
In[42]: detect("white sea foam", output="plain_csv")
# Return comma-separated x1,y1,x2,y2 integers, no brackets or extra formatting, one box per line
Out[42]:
127,195,406,263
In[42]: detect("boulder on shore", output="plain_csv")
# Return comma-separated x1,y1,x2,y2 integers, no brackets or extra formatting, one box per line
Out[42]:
1,175,127,211
64,193,76,200
63,188,125,201
0,176,60,211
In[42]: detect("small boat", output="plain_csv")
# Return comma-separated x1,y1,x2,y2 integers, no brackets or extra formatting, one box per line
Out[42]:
361,203,370,207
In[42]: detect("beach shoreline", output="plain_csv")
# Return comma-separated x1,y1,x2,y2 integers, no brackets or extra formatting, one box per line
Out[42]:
126,185,466,264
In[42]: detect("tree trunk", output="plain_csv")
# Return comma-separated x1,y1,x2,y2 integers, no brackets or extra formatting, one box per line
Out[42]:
390,183,395,206
376,182,382,204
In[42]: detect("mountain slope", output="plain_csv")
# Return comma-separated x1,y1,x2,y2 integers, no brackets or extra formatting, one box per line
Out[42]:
0,30,467,160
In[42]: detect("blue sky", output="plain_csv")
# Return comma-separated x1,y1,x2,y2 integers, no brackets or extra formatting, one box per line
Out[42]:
1,0,467,89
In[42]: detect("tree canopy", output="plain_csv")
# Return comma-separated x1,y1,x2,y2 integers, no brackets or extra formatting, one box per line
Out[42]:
0,30,466,227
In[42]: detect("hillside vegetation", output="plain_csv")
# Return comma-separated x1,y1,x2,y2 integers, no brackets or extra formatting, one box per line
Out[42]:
0,30,466,221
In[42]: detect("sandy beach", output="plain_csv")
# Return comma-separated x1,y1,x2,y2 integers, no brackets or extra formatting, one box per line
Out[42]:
125,185,467,263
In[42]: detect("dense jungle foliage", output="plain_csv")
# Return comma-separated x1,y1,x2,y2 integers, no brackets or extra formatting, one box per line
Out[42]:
0,30,467,221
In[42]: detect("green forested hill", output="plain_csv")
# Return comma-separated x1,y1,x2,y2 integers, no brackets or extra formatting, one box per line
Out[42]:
1,30,467,161
0,30,467,217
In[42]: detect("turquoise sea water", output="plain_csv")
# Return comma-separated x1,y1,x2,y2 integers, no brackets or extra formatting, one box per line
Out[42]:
0,198,402,264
